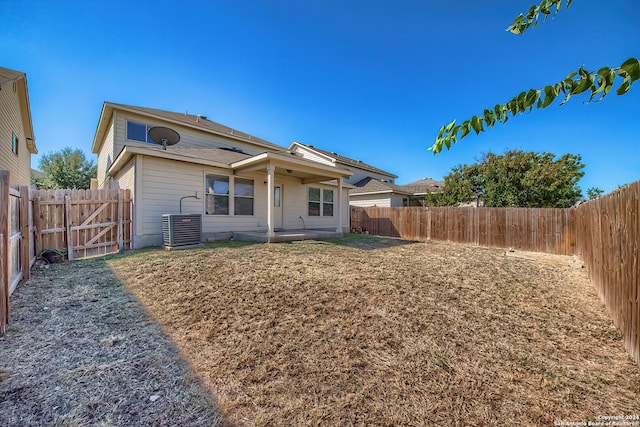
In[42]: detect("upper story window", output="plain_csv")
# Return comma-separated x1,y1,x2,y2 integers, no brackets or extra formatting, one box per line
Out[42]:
308,187,334,216
11,133,18,155
126,120,156,144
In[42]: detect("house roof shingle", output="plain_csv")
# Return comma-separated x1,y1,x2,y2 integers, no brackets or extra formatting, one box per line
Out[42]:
399,178,444,194
101,103,285,152
350,176,412,195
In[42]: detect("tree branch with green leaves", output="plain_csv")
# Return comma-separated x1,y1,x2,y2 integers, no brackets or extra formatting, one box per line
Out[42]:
430,0,639,154
506,0,573,35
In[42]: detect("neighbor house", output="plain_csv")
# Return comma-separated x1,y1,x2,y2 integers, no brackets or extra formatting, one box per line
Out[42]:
349,177,414,207
399,178,444,206
0,67,37,185
91,103,354,248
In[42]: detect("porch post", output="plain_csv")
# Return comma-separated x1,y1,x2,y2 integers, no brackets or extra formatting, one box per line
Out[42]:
267,163,275,242
336,177,343,233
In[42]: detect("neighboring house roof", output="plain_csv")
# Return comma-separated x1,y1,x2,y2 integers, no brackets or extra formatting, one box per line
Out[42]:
350,176,412,196
400,178,444,195
31,168,45,179
0,67,37,154
92,102,285,154
288,142,397,179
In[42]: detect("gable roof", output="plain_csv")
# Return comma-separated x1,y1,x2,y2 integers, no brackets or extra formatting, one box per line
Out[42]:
288,142,397,179
350,176,412,195
92,102,285,154
400,178,444,194
0,67,37,154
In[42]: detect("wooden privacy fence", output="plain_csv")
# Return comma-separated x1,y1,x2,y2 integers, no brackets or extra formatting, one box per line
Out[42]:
573,181,639,364
351,180,640,365
351,206,575,255
1,171,33,336
32,189,132,260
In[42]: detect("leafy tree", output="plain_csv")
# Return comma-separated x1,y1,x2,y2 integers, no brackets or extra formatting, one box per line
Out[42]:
424,164,483,207
428,149,585,207
33,147,97,189
586,186,604,199
430,0,639,153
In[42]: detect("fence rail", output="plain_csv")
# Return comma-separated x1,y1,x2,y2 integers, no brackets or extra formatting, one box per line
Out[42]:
351,179,640,365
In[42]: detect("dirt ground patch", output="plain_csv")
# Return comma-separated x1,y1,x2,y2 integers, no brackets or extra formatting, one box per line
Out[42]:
0,258,225,426
103,235,639,426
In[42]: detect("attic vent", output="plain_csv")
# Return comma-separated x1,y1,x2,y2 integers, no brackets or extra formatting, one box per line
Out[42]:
221,147,245,154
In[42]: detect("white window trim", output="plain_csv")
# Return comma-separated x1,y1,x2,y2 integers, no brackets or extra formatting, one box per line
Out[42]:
204,173,255,216
126,120,156,144
233,177,255,216
308,186,334,217
205,173,231,216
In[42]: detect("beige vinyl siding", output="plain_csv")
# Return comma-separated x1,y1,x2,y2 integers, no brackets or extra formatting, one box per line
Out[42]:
114,112,271,156
96,119,115,188
0,80,30,185
293,145,334,166
111,156,137,242
299,182,350,231
390,194,405,207
349,193,393,208
111,156,135,193
132,156,351,247
135,156,271,248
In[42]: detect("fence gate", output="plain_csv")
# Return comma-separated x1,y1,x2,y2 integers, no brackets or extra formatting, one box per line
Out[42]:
33,189,131,260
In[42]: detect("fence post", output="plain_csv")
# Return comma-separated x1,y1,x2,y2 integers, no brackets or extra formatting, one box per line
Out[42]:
117,190,123,251
19,185,30,281
65,195,74,261
1,170,10,333
32,196,42,257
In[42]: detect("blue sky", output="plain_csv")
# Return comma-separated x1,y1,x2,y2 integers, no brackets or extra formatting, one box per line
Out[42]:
2,0,638,194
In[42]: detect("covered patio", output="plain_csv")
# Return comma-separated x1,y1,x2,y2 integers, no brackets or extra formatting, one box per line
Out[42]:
232,228,344,243
231,151,353,242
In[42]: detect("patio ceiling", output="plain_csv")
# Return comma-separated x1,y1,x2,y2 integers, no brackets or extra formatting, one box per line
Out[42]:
231,152,352,184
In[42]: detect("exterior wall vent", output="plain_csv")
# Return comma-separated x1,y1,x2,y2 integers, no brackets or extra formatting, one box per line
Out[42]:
162,214,202,247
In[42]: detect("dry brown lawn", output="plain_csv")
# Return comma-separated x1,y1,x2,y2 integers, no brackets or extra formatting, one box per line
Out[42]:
0,256,224,426
102,235,639,426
